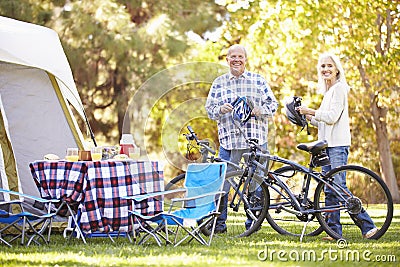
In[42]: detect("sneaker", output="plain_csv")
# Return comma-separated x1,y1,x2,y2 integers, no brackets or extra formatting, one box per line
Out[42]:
363,227,378,239
322,236,335,241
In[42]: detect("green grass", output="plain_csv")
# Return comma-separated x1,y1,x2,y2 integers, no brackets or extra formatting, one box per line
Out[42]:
1,206,399,267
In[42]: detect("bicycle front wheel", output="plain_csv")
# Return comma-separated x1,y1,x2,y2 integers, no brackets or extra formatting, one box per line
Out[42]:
223,170,270,237
265,166,324,237
314,165,393,241
165,173,185,191
164,173,186,206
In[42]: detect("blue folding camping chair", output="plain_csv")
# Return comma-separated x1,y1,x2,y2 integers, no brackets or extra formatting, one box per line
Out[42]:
124,162,227,246
0,188,59,247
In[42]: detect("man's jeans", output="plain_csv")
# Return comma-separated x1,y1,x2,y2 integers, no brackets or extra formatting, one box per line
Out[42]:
322,146,376,236
216,144,266,231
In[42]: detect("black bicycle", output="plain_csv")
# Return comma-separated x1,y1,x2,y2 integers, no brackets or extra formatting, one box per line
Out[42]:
230,113,393,241
164,126,217,191
164,126,270,238
165,123,393,241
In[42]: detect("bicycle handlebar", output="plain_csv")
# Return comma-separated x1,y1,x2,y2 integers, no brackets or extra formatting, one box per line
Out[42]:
186,126,198,141
185,126,216,155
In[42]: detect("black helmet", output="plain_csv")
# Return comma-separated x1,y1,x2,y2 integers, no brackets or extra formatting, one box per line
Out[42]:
285,96,307,128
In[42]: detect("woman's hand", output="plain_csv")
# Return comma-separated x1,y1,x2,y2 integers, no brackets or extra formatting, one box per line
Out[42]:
296,105,315,116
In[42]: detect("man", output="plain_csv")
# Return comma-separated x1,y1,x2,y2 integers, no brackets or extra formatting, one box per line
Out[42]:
205,44,278,233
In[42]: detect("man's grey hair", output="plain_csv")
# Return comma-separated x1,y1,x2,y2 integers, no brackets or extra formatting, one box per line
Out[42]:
227,44,247,58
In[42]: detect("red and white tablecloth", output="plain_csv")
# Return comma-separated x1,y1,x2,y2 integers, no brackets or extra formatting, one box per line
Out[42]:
29,160,164,233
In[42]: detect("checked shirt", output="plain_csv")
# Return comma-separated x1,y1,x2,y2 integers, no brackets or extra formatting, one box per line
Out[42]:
205,71,278,150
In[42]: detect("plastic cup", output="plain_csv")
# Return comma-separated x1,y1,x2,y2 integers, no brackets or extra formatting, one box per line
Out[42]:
91,147,103,161
128,147,140,160
66,148,79,162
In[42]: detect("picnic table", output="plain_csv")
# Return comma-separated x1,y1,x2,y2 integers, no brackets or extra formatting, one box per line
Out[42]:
29,160,164,233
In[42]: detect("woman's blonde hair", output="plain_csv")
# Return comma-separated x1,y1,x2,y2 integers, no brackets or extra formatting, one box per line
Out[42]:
317,52,350,94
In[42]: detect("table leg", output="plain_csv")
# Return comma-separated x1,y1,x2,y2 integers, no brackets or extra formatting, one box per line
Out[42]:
57,202,87,244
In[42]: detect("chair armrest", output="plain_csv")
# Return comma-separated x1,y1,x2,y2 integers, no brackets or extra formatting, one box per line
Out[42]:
170,191,226,204
123,188,187,202
0,200,22,205
0,188,59,204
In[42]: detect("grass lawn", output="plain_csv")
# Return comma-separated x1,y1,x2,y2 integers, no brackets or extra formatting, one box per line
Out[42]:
0,205,399,267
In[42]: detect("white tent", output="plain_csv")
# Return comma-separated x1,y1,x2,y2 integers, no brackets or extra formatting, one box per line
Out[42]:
0,16,90,199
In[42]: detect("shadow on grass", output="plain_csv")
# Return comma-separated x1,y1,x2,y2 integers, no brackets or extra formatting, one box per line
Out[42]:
0,206,399,267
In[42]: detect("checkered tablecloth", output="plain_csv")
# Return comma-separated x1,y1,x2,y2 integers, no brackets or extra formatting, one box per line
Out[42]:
29,160,164,233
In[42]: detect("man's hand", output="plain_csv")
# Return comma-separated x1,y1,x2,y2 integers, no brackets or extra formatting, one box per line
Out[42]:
252,106,262,117
220,103,233,114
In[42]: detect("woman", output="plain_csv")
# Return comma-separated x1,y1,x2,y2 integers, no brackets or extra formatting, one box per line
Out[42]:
297,52,377,240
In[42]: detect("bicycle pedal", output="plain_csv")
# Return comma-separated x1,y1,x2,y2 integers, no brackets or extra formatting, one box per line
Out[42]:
276,205,282,213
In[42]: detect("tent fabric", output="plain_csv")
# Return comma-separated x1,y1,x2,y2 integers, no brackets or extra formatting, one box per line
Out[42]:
0,16,85,119
0,16,87,198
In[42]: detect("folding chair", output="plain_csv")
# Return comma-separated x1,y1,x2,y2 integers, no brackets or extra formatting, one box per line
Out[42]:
123,187,184,246
0,188,58,246
124,162,227,246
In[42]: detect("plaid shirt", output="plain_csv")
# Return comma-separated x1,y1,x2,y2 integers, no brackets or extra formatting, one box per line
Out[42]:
205,71,278,150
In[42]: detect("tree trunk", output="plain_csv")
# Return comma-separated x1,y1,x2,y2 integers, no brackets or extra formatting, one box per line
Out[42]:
370,96,400,203
358,61,399,203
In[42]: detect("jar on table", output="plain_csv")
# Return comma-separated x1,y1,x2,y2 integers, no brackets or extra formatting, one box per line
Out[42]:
119,134,137,156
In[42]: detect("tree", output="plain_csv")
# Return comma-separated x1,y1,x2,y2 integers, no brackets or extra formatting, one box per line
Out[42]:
336,1,400,202
210,0,400,201
55,0,225,144
1,0,398,197
0,0,227,178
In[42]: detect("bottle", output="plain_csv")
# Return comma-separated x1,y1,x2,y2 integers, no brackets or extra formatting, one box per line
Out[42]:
119,134,136,156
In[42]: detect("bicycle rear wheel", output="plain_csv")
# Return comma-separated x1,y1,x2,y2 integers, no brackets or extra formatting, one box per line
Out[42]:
223,170,270,237
314,165,393,240
265,166,324,237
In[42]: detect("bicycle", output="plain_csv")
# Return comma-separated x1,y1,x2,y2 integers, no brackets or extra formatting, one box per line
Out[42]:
164,126,270,238
165,125,328,238
228,113,393,241
164,126,217,191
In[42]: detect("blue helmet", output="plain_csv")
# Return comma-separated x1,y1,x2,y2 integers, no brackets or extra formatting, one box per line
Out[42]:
232,96,253,124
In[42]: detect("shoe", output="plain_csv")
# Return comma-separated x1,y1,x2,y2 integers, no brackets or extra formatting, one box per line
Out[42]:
214,227,227,234
322,236,335,241
363,227,378,239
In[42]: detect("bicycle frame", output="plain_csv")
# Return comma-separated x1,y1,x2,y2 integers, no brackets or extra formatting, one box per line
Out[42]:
184,126,267,224
186,124,353,220
244,148,354,217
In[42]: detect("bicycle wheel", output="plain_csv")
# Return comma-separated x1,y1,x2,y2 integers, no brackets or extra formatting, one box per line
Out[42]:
265,166,324,237
223,170,270,237
166,170,269,237
164,173,186,207
314,165,393,240
165,173,185,191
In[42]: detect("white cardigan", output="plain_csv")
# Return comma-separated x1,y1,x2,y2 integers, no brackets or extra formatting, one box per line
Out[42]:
310,82,351,147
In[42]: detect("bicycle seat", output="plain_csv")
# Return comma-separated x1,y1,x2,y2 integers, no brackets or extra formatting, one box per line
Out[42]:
297,140,328,154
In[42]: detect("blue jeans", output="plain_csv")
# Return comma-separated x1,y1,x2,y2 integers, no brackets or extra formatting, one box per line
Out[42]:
216,144,267,231
322,146,376,236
